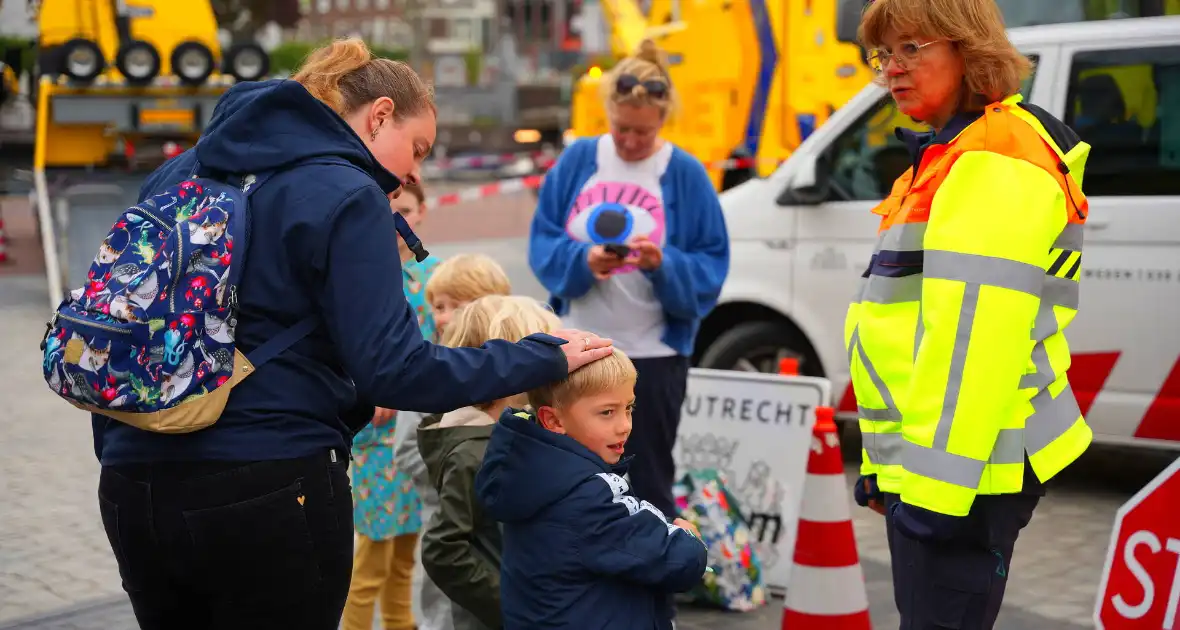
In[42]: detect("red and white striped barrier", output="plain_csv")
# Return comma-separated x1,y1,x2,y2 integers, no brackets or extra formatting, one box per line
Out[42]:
421,154,785,209
781,406,872,629
425,150,558,171
425,174,546,210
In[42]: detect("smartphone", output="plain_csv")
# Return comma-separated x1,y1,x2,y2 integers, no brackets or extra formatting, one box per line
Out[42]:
603,243,631,258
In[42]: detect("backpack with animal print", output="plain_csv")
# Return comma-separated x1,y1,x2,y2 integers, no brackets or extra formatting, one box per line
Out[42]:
40,164,316,433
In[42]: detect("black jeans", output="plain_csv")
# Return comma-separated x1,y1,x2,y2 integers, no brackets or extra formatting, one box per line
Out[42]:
884,492,1040,630
624,355,690,519
97,448,354,630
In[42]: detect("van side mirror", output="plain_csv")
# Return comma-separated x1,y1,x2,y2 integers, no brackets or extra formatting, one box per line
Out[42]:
776,153,832,206
836,0,869,45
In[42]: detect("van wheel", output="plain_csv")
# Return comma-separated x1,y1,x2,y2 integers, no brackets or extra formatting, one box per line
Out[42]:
697,321,822,377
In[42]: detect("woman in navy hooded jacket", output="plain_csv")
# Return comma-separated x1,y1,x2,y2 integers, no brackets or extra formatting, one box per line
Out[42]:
90,38,613,630
528,39,730,521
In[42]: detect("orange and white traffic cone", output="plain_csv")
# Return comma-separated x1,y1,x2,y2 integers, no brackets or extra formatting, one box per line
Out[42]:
782,406,871,629
0,216,8,264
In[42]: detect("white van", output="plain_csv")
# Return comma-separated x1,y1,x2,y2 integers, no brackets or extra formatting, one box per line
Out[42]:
695,16,1180,449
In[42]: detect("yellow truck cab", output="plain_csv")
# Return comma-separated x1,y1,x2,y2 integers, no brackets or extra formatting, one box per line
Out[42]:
28,0,271,307
31,0,270,167
569,0,875,191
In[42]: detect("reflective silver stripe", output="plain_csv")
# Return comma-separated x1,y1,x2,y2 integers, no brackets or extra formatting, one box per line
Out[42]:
1042,276,1079,310
862,274,923,304
864,431,904,466
905,283,1029,488
1026,384,1083,454
914,301,925,362
932,284,980,452
879,222,927,252
904,441,985,488
1053,223,1085,252
851,276,867,304
924,250,1045,297
1019,340,1056,390
873,429,1025,468
1031,301,1060,342
989,428,1027,465
859,405,901,421
852,328,902,414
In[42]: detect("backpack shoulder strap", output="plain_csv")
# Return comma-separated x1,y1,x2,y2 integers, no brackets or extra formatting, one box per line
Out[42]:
189,160,319,368
245,315,320,368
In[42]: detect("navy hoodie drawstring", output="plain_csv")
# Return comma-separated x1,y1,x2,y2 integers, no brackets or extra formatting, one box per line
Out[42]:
392,211,429,262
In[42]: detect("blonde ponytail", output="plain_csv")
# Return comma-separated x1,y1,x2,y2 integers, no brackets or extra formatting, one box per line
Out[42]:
293,37,435,120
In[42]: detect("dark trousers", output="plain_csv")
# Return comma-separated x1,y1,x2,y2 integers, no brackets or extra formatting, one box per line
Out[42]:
624,355,690,519
884,492,1040,630
97,448,354,630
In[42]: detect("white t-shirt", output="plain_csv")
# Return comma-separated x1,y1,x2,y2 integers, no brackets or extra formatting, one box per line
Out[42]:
561,136,677,358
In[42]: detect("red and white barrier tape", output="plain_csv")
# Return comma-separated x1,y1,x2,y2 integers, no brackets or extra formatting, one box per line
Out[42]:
422,155,784,209
423,148,781,173
425,150,558,170
426,174,546,209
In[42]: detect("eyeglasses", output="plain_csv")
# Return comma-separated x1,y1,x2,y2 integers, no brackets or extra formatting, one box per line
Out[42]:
866,39,941,74
615,73,669,100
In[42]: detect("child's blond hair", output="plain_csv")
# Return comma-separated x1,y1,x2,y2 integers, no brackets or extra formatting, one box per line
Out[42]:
426,253,512,304
441,295,563,410
440,295,560,349
528,348,637,410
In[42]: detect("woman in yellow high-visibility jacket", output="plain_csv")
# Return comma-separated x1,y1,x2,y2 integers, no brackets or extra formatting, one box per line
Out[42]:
847,0,1094,627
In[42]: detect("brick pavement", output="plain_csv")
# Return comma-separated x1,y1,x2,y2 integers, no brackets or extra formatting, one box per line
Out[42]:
0,555,1090,630
2,233,1178,629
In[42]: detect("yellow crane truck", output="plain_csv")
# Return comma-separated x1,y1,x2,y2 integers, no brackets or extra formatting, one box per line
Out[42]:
29,0,270,307
569,0,875,191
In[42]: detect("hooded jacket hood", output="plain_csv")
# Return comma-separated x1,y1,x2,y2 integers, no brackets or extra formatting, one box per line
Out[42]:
194,79,402,194
418,407,497,489
476,408,630,523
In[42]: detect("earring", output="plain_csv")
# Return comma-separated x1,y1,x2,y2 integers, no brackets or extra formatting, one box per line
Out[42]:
370,128,379,141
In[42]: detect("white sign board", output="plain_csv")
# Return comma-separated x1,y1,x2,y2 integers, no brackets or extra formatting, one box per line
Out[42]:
673,368,831,592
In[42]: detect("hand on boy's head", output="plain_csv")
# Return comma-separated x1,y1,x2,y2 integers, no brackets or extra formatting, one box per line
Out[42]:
551,329,614,372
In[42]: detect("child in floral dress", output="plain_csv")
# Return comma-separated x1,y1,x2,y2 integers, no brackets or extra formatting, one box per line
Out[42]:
343,181,439,630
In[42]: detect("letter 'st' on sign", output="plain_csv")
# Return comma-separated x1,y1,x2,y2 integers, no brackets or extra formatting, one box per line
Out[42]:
1095,457,1180,629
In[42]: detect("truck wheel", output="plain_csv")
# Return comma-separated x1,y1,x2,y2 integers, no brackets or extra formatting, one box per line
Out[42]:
698,320,822,377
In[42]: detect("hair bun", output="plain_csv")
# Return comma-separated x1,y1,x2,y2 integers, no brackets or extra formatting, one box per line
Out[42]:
635,39,670,74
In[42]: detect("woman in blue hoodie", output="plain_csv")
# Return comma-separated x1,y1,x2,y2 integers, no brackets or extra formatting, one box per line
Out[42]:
528,39,730,521
91,38,613,630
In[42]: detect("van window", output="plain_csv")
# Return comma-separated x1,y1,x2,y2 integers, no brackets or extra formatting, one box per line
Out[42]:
824,57,1038,202
1064,45,1180,196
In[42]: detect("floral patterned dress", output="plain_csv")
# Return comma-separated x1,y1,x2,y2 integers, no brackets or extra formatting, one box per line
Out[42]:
351,254,441,540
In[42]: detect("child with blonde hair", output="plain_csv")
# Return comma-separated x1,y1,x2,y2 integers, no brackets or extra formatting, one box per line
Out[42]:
417,295,563,630
475,349,707,630
391,254,515,630
425,253,513,337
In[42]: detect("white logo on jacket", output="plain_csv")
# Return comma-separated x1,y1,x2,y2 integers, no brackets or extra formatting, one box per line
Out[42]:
595,473,680,536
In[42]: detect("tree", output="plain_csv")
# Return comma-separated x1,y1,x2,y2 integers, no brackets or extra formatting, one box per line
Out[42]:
210,0,303,41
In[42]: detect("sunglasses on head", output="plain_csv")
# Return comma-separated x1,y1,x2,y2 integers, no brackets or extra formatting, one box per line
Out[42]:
615,73,669,99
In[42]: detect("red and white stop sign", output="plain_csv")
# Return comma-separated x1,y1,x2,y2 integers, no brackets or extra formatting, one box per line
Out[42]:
1095,456,1180,629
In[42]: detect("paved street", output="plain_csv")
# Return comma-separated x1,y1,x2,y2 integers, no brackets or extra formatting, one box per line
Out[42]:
1,195,1177,629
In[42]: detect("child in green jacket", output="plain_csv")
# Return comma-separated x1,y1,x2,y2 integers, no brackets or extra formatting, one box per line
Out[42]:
418,295,562,630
